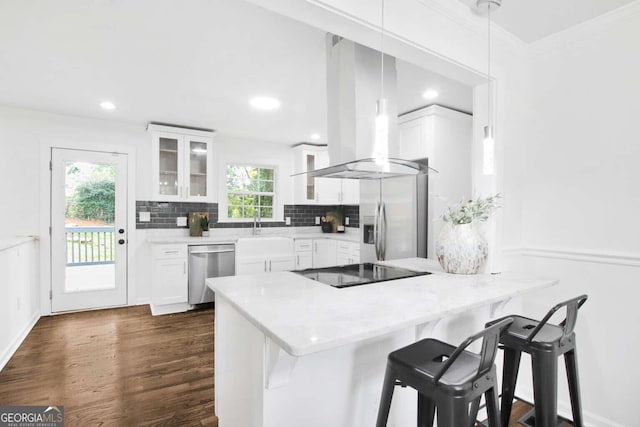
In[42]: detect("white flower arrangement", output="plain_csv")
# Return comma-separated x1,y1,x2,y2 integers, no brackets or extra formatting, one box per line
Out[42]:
441,193,502,225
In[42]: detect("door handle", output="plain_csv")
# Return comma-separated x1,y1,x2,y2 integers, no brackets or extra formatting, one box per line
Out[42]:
296,255,300,266
189,249,235,255
269,260,272,271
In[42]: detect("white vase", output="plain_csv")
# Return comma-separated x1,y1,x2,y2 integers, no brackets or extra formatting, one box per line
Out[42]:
436,222,488,274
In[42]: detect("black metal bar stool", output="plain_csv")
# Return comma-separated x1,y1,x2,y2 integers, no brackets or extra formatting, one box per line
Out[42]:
376,318,513,427
487,295,588,427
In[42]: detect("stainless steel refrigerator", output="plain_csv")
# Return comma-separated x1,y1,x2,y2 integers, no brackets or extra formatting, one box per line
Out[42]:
360,169,428,262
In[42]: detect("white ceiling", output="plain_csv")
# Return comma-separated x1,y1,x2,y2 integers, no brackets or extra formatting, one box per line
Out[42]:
0,0,471,145
458,0,636,43
6,0,629,143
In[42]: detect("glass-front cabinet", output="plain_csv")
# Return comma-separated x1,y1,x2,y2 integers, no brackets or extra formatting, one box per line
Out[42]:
292,143,329,204
149,124,215,201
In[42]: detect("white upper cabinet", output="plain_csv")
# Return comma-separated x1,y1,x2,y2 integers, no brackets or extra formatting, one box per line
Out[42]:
398,105,472,259
292,144,328,204
149,124,215,202
293,144,359,205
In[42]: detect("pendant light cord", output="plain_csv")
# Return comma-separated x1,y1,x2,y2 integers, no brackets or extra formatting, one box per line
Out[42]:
487,1,491,127
380,0,385,101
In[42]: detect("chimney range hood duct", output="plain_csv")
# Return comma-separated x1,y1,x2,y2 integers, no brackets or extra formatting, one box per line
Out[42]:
294,35,437,180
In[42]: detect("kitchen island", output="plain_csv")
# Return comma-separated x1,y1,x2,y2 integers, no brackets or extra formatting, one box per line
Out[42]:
207,258,557,427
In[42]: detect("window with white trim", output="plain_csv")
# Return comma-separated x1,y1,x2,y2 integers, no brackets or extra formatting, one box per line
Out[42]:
226,164,275,219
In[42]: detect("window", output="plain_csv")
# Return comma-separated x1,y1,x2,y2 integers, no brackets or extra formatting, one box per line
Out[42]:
226,164,275,219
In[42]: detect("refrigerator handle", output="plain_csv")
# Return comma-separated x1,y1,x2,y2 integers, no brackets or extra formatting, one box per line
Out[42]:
379,202,387,261
374,202,382,261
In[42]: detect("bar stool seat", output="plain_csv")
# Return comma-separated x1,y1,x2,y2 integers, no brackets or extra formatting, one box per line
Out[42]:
376,318,513,427
487,295,588,427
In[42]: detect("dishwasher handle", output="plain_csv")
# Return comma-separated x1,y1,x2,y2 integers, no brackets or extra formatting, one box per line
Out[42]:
189,249,235,255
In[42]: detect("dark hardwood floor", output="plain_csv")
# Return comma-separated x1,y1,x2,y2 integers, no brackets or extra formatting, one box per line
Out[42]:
0,305,541,426
0,305,216,426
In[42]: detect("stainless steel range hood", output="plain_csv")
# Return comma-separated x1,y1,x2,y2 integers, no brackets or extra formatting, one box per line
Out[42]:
298,35,437,180
292,157,437,180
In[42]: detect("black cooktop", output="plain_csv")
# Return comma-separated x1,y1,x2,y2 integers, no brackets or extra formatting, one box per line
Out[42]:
294,263,431,288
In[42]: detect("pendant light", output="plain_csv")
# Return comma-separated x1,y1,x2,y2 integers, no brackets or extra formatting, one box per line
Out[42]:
477,0,501,176
373,0,389,170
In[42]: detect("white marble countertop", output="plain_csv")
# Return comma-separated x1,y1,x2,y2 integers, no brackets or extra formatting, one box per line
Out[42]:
146,228,359,244
0,236,38,252
146,235,239,244
207,257,558,357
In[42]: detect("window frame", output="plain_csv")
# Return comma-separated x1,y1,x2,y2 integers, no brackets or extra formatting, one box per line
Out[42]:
222,163,278,222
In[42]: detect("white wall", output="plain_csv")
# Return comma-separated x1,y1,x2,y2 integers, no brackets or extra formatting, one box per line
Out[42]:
504,5,640,426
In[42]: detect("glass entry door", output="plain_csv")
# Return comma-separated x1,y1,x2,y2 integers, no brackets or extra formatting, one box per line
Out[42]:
50,148,128,312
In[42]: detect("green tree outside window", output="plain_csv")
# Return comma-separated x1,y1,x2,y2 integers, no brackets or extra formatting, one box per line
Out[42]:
226,165,275,219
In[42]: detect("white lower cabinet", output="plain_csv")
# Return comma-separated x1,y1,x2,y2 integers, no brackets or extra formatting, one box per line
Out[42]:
336,241,360,265
236,255,295,274
151,244,189,315
294,239,313,270
313,239,337,268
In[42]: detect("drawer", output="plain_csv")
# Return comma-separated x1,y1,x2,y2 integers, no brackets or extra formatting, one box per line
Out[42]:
152,244,187,259
337,241,359,254
337,241,352,252
295,239,313,252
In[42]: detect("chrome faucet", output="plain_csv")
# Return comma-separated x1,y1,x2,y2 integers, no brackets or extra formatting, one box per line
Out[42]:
253,210,261,235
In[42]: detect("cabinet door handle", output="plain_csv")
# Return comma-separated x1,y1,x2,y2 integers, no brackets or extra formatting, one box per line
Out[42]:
269,260,272,271
296,255,300,266
314,242,317,252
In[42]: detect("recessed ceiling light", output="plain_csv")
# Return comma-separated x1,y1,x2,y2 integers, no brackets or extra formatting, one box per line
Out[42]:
249,96,280,110
310,133,321,141
422,89,439,100
100,101,116,110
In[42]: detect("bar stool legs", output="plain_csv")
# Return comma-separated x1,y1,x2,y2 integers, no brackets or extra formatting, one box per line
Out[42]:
565,345,584,426
375,367,395,427
532,351,559,427
489,294,588,427
499,347,522,427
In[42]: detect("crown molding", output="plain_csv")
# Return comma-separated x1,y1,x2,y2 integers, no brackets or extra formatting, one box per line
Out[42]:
413,0,529,55
529,0,640,57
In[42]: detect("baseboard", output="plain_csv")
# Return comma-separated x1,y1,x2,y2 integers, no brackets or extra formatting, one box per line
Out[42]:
149,302,190,316
0,312,40,373
515,391,626,427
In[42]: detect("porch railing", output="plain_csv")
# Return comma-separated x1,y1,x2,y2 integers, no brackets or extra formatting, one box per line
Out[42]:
65,226,115,266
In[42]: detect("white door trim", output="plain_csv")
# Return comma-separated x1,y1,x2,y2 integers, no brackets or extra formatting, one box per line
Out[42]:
39,139,137,316
50,148,128,312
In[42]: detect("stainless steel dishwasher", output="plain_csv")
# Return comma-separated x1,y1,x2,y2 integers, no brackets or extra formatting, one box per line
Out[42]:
188,244,235,304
